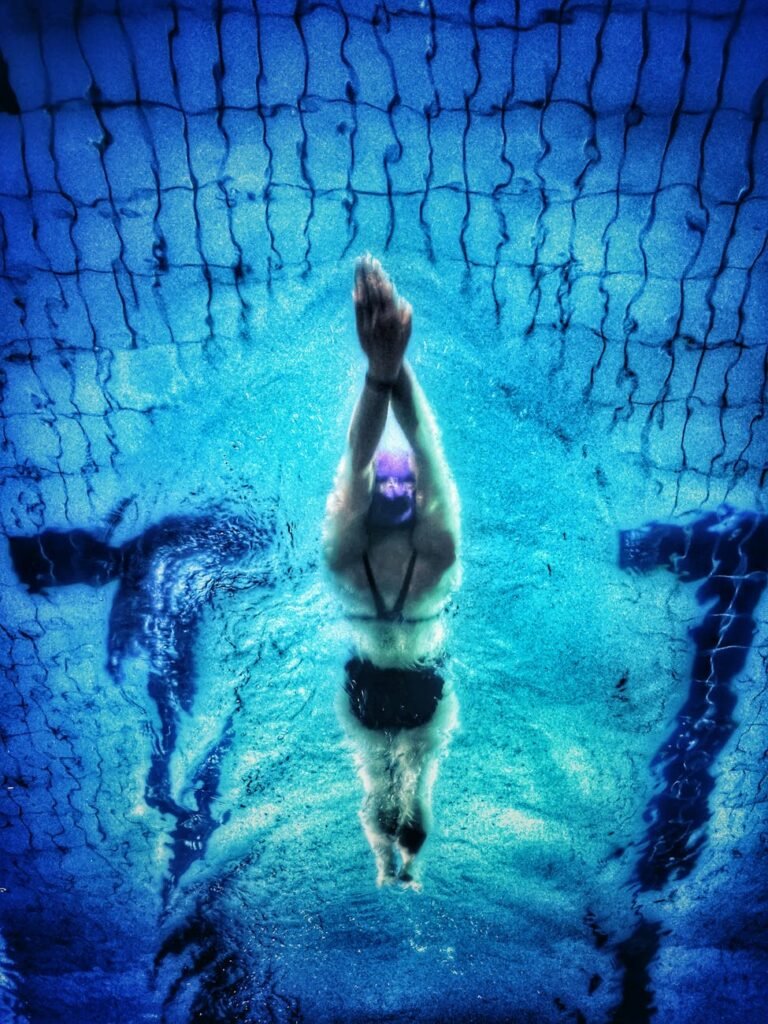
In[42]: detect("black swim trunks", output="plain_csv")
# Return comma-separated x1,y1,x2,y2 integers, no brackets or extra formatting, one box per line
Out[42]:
344,658,445,730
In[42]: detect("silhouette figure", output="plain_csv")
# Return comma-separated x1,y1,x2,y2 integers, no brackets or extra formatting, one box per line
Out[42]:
8,507,274,890
620,505,768,888
608,506,767,1023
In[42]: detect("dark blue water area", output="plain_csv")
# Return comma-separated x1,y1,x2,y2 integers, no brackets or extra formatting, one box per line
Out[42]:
1,1,767,1022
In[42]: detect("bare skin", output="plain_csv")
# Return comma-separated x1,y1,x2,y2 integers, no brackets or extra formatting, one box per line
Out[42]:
324,256,460,649
324,255,461,887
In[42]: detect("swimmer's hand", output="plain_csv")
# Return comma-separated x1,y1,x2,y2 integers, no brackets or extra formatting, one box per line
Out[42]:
353,254,412,381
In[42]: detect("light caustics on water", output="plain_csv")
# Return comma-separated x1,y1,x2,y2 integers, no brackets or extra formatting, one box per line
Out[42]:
0,2,767,1023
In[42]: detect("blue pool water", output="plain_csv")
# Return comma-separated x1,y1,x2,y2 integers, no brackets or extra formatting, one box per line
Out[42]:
1,1,767,1021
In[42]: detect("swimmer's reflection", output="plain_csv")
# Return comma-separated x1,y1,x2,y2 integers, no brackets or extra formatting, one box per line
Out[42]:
323,256,461,888
8,507,273,890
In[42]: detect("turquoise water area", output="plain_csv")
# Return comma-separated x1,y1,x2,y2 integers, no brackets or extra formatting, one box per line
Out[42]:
0,1,766,1021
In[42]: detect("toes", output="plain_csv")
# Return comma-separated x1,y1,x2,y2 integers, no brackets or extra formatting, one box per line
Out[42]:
397,872,423,892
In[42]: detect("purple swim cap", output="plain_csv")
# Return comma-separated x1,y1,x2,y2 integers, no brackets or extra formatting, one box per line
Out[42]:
374,450,415,481
368,450,417,529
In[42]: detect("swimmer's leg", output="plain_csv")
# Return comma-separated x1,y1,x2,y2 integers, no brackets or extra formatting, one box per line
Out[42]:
350,729,400,886
391,733,437,887
391,692,458,887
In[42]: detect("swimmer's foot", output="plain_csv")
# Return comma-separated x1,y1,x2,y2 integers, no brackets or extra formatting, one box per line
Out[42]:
371,841,397,887
397,868,423,892
397,848,423,890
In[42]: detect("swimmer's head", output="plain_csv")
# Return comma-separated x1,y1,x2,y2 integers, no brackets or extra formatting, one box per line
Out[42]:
368,449,417,530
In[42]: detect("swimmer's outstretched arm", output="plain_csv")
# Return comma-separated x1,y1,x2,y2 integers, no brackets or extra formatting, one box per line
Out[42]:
323,383,388,570
347,253,412,473
324,255,411,570
346,379,389,477
391,362,460,557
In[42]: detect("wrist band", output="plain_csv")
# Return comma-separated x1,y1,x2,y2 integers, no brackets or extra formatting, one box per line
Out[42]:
365,372,398,393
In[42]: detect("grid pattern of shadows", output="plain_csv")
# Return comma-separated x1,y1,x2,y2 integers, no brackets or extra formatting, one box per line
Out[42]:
0,3,767,1021
0,0,766,517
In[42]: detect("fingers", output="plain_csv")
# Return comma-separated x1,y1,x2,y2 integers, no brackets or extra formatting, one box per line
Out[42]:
353,254,410,349
354,253,395,309
353,253,378,301
353,255,380,327
366,263,389,316
355,300,366,341
353,255,375,341
353,253,372,304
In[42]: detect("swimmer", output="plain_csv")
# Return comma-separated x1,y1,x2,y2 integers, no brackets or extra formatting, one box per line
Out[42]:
324,255,461,888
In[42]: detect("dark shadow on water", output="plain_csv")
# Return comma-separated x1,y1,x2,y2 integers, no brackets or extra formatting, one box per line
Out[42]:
8,507,274,895
620,506,768,891
8,504,766,1020
8,505,278,1019
606,506,768,1022
607,918,664,1024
